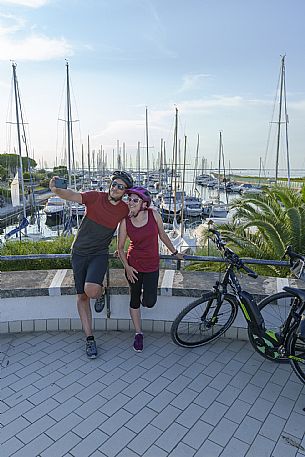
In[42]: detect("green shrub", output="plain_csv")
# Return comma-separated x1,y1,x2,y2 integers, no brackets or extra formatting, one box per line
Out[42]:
0,237,125,271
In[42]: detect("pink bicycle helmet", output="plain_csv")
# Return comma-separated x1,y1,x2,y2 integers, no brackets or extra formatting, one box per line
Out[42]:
126,186,152,207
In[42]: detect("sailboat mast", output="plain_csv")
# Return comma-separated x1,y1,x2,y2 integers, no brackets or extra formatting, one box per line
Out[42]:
181,135,187,238
87,135,91,181
145,107,149,183
275,55,285,185
283,63,290,187
173,107,178,220
217,131,222,201
66,61,72,186
137,141,141,183
12,63,27,227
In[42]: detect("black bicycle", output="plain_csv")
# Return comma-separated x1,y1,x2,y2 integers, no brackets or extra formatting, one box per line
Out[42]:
171,229,305,384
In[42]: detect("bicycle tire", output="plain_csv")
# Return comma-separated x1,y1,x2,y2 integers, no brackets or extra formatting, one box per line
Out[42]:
170,291,238,348
247,291,295,363
287,332,305,384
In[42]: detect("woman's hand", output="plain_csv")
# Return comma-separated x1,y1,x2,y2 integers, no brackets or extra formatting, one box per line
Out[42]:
125,265,138,283
175,252,184,260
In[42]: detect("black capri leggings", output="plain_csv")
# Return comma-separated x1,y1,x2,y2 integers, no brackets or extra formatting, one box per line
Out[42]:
126,270,159,309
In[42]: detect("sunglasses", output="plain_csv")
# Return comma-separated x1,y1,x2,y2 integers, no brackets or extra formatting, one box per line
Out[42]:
111,181,127,191
128,197,141,203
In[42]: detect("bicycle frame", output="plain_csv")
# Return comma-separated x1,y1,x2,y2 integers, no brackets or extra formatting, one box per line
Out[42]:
208,264,265,336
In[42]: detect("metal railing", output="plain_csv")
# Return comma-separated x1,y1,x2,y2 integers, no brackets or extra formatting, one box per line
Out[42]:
0,252,290,267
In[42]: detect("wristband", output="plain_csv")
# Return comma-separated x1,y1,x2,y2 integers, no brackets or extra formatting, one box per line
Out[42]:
171,250,178,256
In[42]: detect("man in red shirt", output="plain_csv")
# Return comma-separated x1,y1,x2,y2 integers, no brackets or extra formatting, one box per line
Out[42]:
49,171,133,358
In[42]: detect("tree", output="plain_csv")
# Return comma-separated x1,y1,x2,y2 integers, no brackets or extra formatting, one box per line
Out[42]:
0,153,36,174
0,165,7,180
53,166,68,177
219,186,305,276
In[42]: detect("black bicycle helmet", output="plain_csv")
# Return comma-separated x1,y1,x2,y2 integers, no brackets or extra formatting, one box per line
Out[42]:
111,170,134,189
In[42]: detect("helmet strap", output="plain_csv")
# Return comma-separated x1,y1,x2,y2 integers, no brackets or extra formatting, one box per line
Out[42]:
130,204,147,218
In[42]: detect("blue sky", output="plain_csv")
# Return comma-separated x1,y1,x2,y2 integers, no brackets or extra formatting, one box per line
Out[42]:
0,0,304,175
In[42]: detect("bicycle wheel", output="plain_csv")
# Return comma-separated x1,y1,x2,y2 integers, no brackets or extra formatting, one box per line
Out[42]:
170,291,238,347
287,332,305,383
257,291,295,331
247,291,295,363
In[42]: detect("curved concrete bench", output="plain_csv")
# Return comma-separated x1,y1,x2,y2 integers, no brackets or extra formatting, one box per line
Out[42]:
0,269,301,339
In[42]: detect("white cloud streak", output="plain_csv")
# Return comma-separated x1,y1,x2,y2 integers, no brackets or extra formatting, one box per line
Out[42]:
179,73,211,92
0,34,73,60
0,0,49,7
0,12,74,61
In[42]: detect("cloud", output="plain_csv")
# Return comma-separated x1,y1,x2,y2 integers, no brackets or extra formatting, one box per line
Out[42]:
0,0,49,7
0,12,25,34
94,119,145,141
179,96,244,112
179,73,211,92
0,34,73,60
289,99,305,111
0,12,74,61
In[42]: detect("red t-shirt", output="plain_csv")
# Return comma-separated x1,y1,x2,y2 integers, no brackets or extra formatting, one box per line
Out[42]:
126,209,160,272
72,191,128,255
81,191,128,229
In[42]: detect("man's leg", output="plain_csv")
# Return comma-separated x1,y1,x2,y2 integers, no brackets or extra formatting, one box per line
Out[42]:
75,291,97,359
76,292,93,337
86,255,108,313
71,254,100,358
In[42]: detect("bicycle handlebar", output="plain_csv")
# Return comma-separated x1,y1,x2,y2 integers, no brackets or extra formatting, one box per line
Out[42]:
208,229,258,279
282,245,305,264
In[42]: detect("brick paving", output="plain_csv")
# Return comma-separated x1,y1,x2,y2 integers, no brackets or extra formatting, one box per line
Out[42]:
1,330,305,457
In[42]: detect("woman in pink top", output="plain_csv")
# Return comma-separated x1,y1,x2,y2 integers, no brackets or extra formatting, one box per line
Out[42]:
118,186,184,352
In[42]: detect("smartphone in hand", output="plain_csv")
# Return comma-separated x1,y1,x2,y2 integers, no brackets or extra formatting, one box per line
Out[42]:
54,177,67,189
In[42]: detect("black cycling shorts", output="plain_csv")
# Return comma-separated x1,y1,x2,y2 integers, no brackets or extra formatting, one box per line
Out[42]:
126,270,159,309
71,252,108,294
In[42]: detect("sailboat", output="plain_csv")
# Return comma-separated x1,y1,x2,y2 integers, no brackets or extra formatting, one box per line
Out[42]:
49,60,85,231
183,134,202,218
4,63,42,241
275,55,290,187
159,108,183,222
202,132,229,219
161,132,197,254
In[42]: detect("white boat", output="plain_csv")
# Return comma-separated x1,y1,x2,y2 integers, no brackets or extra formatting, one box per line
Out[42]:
146,182,159,196
202,132,229,219
43,196,66,219
239,184,263,194
159,194,182,221
195,174,212,185
183,195,202,217
202,199,229,218
162,217,197,254
71,202,86,217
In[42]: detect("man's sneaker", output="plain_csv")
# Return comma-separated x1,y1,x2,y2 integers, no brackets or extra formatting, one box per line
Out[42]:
133,333,143,352
94,290,106,313
86,338,97,358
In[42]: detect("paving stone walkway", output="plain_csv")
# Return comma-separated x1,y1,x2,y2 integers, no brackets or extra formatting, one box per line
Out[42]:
1,331,305,457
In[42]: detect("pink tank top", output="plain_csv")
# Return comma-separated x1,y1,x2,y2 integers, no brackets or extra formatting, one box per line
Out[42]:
126,209,160,272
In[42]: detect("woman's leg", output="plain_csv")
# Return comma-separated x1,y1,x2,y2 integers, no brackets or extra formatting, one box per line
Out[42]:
128,272,143,333
142,270,159,308
130,307,142,334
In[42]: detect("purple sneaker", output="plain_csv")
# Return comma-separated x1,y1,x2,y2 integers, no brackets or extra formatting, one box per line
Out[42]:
133,333,143,352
